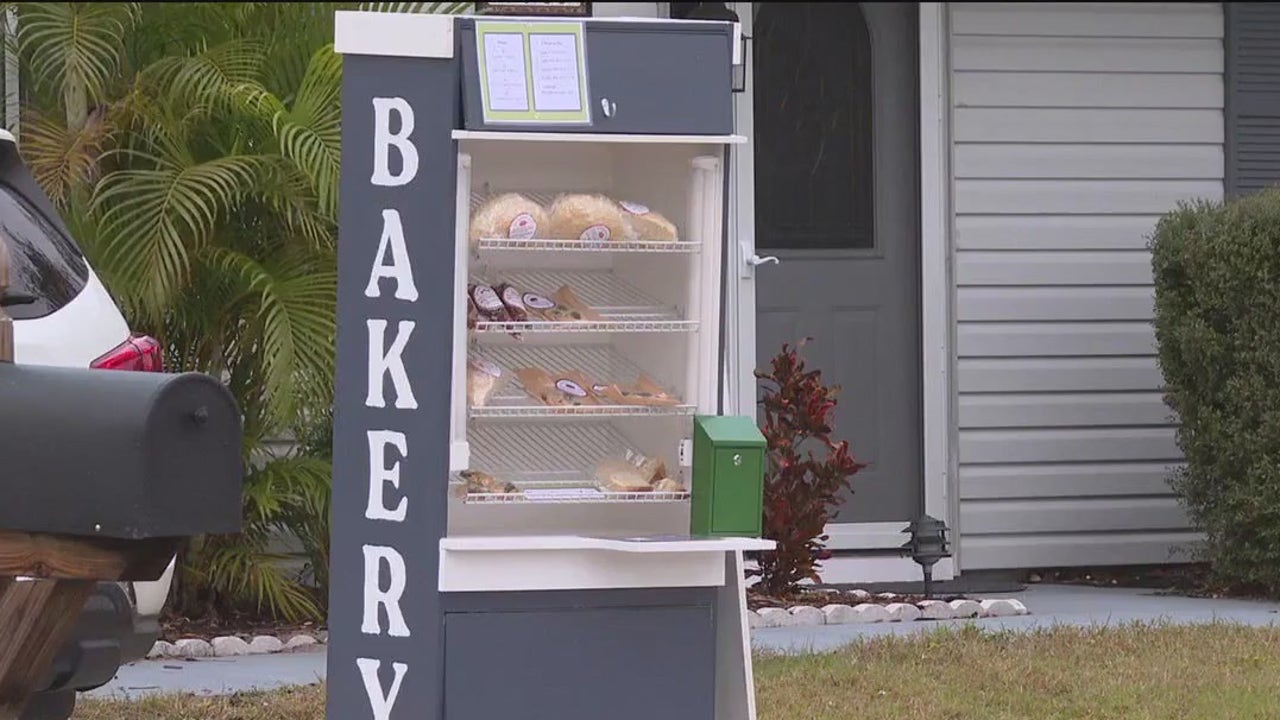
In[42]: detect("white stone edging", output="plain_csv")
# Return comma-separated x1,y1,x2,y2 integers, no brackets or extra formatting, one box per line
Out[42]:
147,631,328,659
748,597,1029,628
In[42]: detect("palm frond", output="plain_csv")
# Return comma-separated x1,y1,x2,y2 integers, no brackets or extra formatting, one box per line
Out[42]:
18,105,113,208
273,45,341,218
16,3,139,125
92,152,279,316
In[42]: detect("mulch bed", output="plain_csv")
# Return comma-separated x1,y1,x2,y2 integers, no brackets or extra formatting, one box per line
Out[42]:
1029,564,1216,596
160,612,326,643
748,588,966,611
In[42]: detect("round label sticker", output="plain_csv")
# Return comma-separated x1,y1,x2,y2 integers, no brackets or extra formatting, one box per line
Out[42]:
580,224,611,242
472,285,504,312
619,200,650,215
500,286,525,309
508,213,537,240
522,292,556,310
471,358,502,378
555,378,588,397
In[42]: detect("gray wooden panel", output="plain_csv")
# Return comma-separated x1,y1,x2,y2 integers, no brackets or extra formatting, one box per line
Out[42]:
957,322,1157,357
959,427,1181,464
959,462,1179,500
952,35,1224,73
957,287,1154,322
956,250,1153,286
444,604,716,720
954,108,1223,144
956,180,1221,214
954,144,1224,179
958,357,1164,393
961,496,1190,534
959,392,1172,429
951,3,1223,38
954,72,1223,109
961,531,1202,569
955,215,1161,250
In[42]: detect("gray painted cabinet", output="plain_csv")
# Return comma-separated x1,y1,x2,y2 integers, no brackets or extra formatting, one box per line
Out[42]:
458,19,734,135
443,601,717,720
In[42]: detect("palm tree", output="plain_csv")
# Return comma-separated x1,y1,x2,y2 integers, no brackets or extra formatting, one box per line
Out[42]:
8,1,469,621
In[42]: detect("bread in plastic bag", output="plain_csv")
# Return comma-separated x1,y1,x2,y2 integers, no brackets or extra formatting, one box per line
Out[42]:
456,469,518,498
546,193,627,243
469,193,546,250
617,200,679,242
467,357,507,407
515,367,598,407
593,374,680,407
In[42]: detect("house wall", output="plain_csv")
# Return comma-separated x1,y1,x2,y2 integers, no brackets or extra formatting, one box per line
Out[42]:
948,2,1223,569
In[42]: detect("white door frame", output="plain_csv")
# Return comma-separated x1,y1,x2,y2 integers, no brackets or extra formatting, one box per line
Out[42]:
726,2,958,582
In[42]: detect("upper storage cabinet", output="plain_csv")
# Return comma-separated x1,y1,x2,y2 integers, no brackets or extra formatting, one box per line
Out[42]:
458,19,735,136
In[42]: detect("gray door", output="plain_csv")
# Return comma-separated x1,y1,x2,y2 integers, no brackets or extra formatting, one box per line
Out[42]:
752,2,922,527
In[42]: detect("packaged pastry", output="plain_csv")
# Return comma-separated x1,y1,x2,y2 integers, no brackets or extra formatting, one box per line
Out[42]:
457,469,518,498
617,200,679,242
469,193,547,249
593,374,680,407
515,367,598,407
467,357,507,407
653,477,686,493
469,283,510,323
519,290,558,321
546,193,628,243
535,285,602,323
595,458,654,493
494,282,529,323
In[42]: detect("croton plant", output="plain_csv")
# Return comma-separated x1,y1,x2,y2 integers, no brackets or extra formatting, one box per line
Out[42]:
749,339,865,597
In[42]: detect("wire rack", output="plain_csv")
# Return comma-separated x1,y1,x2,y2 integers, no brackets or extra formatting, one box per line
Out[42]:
470,270,697,334
471,345,694,418
469,189,698,252
456,423,690,505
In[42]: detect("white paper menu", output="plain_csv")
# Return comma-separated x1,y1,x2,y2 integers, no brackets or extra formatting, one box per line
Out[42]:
529,33,584,113
481,32,530,112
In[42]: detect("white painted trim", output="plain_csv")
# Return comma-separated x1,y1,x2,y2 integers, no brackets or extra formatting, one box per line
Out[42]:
825,522,910,551
439,547,727,592
440,534,774,553
450,152,472,472
716,551,757,720
728,1,757,419
334,10,455,58
919,2,959,569
452,130,748,144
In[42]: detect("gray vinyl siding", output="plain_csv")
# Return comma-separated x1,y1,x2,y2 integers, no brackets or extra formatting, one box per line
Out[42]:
950,3,1223,570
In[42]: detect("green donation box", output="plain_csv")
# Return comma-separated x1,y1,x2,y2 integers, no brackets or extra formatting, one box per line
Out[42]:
690,415,766,538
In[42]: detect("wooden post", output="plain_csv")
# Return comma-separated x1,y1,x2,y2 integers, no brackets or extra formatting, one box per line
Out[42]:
0,236,11,363
0,238,181,718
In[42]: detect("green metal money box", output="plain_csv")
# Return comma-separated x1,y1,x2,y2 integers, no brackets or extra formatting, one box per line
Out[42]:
690,415,767,538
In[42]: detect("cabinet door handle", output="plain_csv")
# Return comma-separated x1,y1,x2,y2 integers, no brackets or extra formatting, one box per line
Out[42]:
600,97,617,118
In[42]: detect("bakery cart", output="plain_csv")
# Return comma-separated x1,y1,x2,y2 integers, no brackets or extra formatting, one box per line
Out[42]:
329,11,773,720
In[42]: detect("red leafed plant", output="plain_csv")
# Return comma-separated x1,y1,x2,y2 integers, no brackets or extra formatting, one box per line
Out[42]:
749,338,866,597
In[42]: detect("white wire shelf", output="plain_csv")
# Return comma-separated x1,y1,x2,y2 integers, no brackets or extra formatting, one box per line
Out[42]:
456,423,690,505
469,190,696,251
470,270,697,335
476,237,701,253
471,344,694,419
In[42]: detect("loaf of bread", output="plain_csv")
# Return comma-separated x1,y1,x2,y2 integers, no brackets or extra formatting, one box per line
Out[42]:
546,193,628,242
617,200,679,242
469,193,547,249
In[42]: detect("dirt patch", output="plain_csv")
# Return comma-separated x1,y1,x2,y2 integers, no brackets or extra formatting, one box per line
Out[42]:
748,588,966,611
160,612,325,642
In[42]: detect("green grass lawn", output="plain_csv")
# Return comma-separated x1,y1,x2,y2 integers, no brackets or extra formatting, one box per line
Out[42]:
74,622,1280,720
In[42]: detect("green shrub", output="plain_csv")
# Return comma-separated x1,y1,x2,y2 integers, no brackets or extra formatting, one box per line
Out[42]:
1151,188,1280,594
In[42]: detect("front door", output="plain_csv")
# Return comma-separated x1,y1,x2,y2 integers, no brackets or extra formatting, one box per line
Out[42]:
752,2,922,539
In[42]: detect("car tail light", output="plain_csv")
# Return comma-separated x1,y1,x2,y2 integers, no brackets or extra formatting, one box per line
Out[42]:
91,334,163,372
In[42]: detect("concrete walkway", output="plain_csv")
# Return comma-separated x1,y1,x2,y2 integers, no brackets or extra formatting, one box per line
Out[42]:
85,584,1280,699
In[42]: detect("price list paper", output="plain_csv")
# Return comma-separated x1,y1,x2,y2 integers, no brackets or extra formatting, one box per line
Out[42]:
475,20,591,125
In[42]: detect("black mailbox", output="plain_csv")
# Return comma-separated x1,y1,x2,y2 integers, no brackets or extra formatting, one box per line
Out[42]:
0,364,243,540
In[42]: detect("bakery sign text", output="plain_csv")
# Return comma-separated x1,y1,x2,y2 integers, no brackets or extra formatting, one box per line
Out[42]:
357,94,421,720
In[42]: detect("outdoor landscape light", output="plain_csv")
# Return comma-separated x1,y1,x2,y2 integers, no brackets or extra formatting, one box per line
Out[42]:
901,514,952,599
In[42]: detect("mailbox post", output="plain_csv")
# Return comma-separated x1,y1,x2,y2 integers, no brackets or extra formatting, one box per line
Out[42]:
0,238,245,720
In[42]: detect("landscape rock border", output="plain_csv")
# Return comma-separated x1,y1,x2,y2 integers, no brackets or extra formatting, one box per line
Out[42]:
147,631,327,659
748,597,1029,628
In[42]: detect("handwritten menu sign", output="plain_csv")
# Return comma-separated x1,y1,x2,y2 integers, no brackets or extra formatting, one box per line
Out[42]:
475,20,590,125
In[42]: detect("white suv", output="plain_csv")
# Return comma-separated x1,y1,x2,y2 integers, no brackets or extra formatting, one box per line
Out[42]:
1,128,173,688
